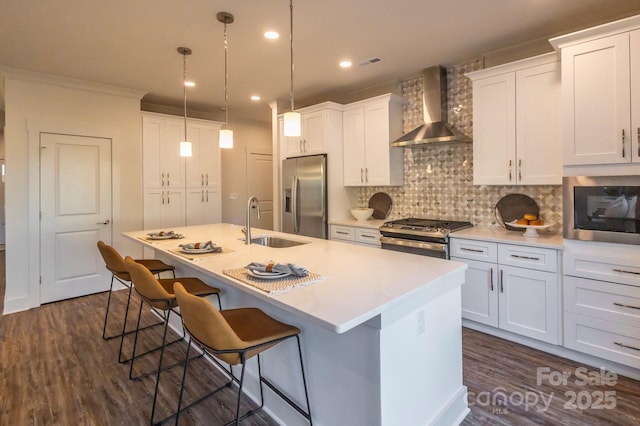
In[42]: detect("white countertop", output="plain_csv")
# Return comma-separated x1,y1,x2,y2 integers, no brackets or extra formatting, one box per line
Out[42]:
329,218,386,230
125,223,466,334
451,226,564,249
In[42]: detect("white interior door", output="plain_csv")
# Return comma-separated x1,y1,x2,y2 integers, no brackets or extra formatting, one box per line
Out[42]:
40,133,112,303
247,147,273,230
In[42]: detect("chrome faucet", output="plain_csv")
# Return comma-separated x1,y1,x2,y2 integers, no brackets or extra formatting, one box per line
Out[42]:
245,196,261,245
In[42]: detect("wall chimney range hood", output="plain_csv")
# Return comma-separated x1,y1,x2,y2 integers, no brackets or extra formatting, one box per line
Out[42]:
392,66,471,147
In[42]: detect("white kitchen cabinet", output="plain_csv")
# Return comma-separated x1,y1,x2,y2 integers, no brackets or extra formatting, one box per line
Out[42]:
563,240,640,368
550,17,640,166
186,187,221,226
467,53,561,185
143,114,185,188
451,238,560,344
330,224,381,247
282,103,343,158
143,187,185,229
342,94,404,186
185,122,221,188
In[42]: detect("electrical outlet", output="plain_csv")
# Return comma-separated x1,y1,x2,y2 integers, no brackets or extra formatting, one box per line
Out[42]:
417,310,425,335
229,192,238,200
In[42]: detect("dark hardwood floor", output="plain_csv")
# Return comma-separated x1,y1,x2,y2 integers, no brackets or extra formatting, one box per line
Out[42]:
0,252,638,425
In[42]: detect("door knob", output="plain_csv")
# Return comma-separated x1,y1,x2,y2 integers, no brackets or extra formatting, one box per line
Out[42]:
97,220,111,225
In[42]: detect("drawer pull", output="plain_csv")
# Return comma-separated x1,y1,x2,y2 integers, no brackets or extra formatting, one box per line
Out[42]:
500,269,504,293
510,254,540,261
489,267,494,291
614,341,640,352
360,234,376,239
336,231,349,235
461,247,484,253
613,302,640,311
613,268,640,275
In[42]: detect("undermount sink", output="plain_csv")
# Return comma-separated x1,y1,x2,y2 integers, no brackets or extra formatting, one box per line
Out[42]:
249,236,308,248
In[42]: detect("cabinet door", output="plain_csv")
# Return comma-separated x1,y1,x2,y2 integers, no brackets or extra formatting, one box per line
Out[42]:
498,265,559,344
142,116,164,187
186,123,221,188
144,188,185,229
204,187,222,224
561,33,631,165
472,73,516,184
516,61,562,184
162,119,185,188
301,110,326,155
162,188,185,228
342,107,366,186
364,101,392,186
186,187,205,226
143,188,164,230
452,257,499,327
631,29,640,163
282,116,303,157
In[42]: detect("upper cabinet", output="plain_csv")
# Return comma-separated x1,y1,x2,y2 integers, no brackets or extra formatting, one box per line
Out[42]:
342,94,404,186
467,53,561,185
550,15,640,167
281,102,343,158
185,121,221,188
142,114,185,188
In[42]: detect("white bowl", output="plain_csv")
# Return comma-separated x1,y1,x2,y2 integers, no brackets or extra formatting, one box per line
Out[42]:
350,208,374,221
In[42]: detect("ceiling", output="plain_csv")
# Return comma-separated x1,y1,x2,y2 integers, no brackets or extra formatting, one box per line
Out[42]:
1,0,640,125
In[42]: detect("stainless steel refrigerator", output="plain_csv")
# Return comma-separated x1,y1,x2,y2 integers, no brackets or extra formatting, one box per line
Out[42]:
282,154,327,239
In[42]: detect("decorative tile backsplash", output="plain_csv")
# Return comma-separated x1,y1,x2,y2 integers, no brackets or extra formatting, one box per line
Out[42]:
357,59,563,232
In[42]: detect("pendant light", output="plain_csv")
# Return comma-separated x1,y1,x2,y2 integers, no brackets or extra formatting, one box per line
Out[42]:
218,12,234,149
177,46,193,157
283,0,301,137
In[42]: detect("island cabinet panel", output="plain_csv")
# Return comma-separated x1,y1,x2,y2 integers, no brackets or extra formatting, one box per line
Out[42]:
467,52,561,185
342,94,404,187
142,112,222,229
452,237,561,344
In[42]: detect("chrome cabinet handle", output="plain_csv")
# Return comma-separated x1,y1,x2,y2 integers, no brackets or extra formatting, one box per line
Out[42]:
201,190,204,202
613,268,640,275
167,191,170,204
489,267,494,291
206,190,209,202
365,168,368,183
518,159,522,181
96,220,110,225
510,254,541,261
162,190,165,205
299,140,303,152
167,173,170,186
500,269,504,293
614,341,640,352
360,168,364,183
508,160,512,182
336,231,349,235
206,173,209,186
161,172,165,186
622,129,626,158
613,302,640,310
637,128,639,157
461,247,484,253
360,234,376,239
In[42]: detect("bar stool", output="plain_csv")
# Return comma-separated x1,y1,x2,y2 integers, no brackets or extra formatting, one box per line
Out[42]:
97,241,176,342
123,257,222,425
173,282,313,426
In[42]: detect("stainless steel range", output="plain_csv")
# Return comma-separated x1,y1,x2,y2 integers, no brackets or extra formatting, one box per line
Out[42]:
379,218,473,259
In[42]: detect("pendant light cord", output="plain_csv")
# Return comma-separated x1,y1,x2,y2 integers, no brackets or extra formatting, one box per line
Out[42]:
224,21,229,127
182,51,188,141
289,0,295,112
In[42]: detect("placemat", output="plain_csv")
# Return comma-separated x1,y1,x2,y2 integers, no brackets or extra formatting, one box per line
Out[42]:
137,236,185,244
223,268,325,295
168,247,235,261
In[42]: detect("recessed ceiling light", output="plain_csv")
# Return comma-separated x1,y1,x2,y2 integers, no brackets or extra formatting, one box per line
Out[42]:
184,81,196,87
264,31,279,40
250,95,261,101
339,60,352,68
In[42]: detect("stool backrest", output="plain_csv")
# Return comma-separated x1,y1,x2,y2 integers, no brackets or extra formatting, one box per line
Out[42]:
174,282,244,365
124,256,174,309
97,241,129,278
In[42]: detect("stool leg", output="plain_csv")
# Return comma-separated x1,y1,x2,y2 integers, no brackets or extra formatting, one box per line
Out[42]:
150,308,171,425
234,355,248,426
118,284,135,363
101,275,116,340
129,300,145,380
296,335,313,425
175,339,192,425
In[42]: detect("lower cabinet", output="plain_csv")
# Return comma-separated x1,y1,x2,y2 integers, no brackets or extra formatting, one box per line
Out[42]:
451,238,561,344
186,187,222,226
330,224,381,247
143,188,185,229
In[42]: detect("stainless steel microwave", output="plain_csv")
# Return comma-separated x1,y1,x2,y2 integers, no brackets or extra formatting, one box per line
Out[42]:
563,175,640,245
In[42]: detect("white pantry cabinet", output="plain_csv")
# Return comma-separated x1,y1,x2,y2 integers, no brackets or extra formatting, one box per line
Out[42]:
550,16,640,166
142,112,222,229
467,53,561,185
451,238,561,344
342,94,404,186
281,102,343,158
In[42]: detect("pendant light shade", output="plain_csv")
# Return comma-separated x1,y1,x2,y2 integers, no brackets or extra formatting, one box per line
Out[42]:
178,46,193,157
218,12,234,149
283,0,301,137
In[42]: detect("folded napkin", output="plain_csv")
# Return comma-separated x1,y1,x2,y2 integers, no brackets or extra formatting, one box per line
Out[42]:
179,241,221,252
245,262,309,277
147,230,183,238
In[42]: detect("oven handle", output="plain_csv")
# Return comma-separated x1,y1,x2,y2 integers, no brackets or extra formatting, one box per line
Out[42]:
380,236,447,252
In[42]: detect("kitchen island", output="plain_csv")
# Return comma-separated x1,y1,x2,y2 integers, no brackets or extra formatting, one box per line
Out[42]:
124,223,469,426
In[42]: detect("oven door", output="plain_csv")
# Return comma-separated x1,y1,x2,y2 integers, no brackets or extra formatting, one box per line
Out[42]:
380,236,448,259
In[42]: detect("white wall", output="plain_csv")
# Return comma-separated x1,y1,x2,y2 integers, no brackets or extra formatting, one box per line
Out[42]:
221,121,271,226
1,68,145,313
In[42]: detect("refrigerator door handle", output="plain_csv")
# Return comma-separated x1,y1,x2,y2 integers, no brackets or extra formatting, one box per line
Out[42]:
292,176,299,233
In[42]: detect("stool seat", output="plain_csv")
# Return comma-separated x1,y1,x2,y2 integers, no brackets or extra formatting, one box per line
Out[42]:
113,258,175,281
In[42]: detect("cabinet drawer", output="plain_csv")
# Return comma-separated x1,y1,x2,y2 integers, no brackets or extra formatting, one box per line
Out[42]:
564,243,640,287
498,244,557,272
564,275,640,327
330,225,355,242
355,228,381,246
450,239,498,262
564,312,640,369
